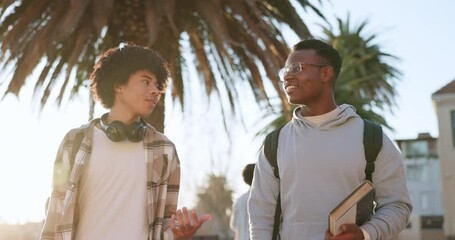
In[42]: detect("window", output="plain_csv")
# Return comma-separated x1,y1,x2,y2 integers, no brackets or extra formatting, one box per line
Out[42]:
406,140,428,158
406,164,426,181
420,215,443,229
420,192,429,210
452,111,455,147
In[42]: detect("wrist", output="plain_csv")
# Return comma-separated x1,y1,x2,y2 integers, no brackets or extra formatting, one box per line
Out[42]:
361,228,371,240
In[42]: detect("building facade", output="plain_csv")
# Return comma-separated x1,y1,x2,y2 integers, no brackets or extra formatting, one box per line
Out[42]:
396,133,442,215
396,133,444,240
432,79,455,240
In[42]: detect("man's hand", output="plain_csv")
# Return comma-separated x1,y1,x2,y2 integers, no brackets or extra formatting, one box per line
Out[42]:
170,207,212,240
325,224,365,240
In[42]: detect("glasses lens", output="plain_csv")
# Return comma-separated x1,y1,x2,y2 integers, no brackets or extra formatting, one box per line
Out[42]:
289,62,301,75
278,68,287,81
279,62,305,81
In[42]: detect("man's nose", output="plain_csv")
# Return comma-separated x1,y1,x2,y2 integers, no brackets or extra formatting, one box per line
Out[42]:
283,71,294,82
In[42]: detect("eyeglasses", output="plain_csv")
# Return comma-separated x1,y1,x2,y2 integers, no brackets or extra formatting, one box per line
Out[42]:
278,62,328,81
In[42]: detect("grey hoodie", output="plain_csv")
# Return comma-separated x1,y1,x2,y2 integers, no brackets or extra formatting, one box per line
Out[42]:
248,104,412,240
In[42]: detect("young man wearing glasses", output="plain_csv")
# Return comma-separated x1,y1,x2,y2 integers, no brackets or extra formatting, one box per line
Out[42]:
248,39,412,240
40,44,210,240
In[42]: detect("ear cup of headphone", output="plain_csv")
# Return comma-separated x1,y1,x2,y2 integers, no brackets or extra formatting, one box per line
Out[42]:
100,113,128,142
100,113,146,142
104,121,128,142
127,121,146,142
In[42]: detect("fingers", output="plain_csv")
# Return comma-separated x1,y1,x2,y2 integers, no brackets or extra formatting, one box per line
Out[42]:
339,223,358,233
171,208,197,239
170,214,176,229
171,207,212,239
176,209,184,229
191,209,200,227
324,224,361,240
328,224,363,240
199,213,212,223
190,209,212,228
170,214,184,238
325,230,332,240
181,207,191,228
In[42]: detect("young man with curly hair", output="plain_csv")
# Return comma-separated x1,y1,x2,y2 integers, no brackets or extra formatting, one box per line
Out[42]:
40,43,210,240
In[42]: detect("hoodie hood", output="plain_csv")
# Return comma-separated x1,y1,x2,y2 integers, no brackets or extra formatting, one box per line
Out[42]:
292,104,359,130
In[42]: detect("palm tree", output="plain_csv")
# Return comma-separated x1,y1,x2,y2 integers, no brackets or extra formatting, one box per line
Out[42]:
194,174,233,238
325,16,401,129
0,0,326,132
256,15,401,136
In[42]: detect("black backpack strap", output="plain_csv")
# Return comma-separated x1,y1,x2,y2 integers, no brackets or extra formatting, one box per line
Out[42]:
264,126,283,179
363,119,383,183
263,126,283,240
272,193,282,240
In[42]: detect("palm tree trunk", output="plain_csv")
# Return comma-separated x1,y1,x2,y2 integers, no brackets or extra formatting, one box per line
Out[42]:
143,28,179,133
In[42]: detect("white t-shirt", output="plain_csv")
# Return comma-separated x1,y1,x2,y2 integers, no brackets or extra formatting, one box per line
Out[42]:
75,127,148,240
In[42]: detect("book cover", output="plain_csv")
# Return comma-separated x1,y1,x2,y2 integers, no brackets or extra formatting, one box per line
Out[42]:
328,180,375,236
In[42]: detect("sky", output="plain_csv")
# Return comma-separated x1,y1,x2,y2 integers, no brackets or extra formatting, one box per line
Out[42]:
1,0,455,224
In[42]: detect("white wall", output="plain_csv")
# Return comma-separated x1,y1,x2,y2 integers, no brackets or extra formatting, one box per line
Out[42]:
432,93,455,238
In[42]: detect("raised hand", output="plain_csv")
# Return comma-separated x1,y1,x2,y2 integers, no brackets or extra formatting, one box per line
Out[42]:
170,207,212,240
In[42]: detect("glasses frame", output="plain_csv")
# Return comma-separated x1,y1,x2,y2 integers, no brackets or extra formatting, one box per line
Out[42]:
278,62,328,81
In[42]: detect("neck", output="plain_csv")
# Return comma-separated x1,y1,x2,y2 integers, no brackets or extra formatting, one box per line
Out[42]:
105,109,140,125
302,90,337,116
302,102,338,116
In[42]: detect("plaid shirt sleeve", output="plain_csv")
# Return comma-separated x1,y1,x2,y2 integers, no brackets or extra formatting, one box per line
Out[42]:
40,129,81,240
147,128,181,240
162,147,180,239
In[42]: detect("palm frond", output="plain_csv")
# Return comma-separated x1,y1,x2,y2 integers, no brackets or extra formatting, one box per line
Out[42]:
0,0,326,132
327,15,401,128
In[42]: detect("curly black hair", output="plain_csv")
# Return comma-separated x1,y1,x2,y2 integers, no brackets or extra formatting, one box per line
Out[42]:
89,43,170,108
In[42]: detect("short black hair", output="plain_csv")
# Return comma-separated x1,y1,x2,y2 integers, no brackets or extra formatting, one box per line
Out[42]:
89,43,170,108
243,163,255,186
293,39,342,81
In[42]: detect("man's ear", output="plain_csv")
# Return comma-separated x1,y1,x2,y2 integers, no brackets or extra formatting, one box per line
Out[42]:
321,66,334,83
114,84,123,93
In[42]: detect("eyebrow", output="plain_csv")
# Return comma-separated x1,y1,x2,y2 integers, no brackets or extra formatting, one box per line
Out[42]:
140,75,154,80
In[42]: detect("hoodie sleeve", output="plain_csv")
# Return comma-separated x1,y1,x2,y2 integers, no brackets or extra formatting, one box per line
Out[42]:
248,147,280,240
360,133,413,240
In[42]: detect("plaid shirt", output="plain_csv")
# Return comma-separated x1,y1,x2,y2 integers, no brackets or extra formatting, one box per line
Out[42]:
40,119,180,240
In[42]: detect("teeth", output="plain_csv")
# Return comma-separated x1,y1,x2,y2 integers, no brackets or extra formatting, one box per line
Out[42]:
286,86,297,91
